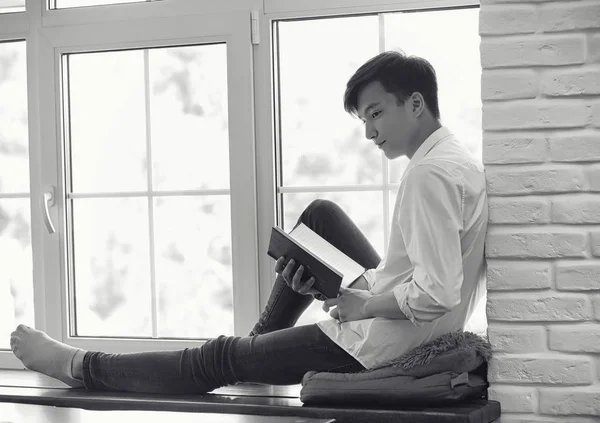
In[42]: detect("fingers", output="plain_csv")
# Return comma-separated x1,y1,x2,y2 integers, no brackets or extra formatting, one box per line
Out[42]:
291,266,317,295
323,298,337,312
329,307,340,321
274,256,286,274
276,256,318,296
281,259,296,286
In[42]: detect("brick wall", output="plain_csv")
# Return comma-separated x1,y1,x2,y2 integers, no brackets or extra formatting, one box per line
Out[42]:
480,0,600,421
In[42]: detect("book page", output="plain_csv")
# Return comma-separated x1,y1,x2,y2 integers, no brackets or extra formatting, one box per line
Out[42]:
290,223,366,287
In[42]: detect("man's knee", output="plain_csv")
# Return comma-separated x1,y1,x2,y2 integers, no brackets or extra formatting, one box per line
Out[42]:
300,199,338,223
190,335,239,391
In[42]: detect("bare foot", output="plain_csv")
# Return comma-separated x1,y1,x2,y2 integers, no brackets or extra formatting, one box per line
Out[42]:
10,324,84,388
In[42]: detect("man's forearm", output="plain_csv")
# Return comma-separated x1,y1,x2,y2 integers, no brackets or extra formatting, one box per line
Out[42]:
348,274,369,290
363,291,409,320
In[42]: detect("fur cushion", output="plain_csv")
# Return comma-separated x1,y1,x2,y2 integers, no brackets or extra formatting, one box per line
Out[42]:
300,331,492,405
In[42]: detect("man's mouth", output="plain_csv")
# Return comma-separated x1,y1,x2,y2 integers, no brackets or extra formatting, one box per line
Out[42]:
377,141,386,149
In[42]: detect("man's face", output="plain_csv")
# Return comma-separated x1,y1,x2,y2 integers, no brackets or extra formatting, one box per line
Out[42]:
356,80,418,160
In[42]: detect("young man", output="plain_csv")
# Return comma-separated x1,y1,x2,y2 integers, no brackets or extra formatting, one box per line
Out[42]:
10,51,488,393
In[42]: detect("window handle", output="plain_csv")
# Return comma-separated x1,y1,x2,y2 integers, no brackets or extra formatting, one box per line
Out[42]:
43,189,56,234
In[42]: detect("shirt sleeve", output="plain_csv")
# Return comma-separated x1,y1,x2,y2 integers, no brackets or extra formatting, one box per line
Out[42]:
393,164,465,326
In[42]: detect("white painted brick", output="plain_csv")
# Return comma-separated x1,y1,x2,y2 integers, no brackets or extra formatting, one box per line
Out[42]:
487,261,551,290
487,292,592,321
539,3,600,33
552,195,600,224
484,134,547,164
586,164,600,192
482,70,539,101
489,354,593,385
549,324,600,353
486,231,587,258
488,386,536,412
488,325,547,352
550,134,600,162
593,102,600,128
480,6,537,35
486,166,586,195
591,34,600,63
483,101,589,130
556,261,600,290
489,197,550,224
541,69,600,96
539,388,600,415
592,232,600,257
594,294,600,320
481,36,584,69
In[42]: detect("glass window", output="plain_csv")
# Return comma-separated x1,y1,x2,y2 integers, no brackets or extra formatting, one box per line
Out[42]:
277,16,380,188
0,0,24,13
385,8,482,183
0,40,33,349
65,44,233,339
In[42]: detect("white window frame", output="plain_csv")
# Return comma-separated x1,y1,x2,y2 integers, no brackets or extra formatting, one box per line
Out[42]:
0,0,479,370
0,2,260,369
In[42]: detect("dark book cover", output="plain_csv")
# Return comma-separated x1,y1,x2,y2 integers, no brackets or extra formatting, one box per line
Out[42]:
267,226,343,299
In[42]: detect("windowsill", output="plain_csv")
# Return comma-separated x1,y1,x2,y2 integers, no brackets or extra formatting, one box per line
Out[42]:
0,369,501,423
0,369,302,398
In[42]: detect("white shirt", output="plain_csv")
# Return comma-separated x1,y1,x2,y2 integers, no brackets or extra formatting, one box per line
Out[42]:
317,127,488,369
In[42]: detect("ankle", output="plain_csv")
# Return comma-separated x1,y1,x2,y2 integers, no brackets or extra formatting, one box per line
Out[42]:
71,350,86,380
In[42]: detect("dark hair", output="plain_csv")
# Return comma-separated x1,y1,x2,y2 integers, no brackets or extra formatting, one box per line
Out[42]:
343,51,440,119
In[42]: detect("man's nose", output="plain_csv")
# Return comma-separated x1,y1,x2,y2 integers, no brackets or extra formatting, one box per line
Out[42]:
365,123,377,141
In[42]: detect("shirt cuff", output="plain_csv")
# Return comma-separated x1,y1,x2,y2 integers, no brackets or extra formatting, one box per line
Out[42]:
393,283,423,327
362,269,376,290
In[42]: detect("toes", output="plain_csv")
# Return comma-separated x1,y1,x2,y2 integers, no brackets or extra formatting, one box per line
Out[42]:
16,324,29,332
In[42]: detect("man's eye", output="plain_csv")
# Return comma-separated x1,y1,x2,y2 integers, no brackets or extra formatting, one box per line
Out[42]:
371,111,381,118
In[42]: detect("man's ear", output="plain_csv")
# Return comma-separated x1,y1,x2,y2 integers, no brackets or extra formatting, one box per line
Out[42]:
410,92,425,117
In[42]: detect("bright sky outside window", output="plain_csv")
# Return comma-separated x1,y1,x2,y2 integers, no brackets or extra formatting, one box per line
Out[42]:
0,40,33,349
66,44,233,339
0,0,24,13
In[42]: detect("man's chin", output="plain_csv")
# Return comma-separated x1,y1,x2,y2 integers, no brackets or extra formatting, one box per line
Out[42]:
386,151,404,160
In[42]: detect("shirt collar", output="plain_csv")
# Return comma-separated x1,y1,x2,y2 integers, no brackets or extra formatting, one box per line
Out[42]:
402,126,453,177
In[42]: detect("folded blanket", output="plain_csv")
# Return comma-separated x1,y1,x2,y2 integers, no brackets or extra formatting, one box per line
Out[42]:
300,331,491,406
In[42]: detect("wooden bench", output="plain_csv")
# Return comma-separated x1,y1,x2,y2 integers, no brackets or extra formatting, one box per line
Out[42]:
0,370,500,423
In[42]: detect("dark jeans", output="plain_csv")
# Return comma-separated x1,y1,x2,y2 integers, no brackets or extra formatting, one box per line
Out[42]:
81,199,382,394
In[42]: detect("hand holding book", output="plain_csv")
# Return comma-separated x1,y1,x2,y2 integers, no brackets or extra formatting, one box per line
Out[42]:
267,224,367,299
274,256,323,298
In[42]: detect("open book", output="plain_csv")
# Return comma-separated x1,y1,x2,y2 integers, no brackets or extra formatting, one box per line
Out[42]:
267,223,366,299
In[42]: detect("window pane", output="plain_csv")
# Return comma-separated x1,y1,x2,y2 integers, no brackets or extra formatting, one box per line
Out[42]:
149,44,229,191
0,0,24,13
0,40,32,350
0,41,29,194
154,196,233,338
0,199,33,348
72,198,151,337
283,191,384,326
385,8,482,183
55,0,145,9
68,50,148,193
278,17,381,187
66,44,233,339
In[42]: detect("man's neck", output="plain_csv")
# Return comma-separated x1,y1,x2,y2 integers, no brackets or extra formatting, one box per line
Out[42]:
406,119,443,160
